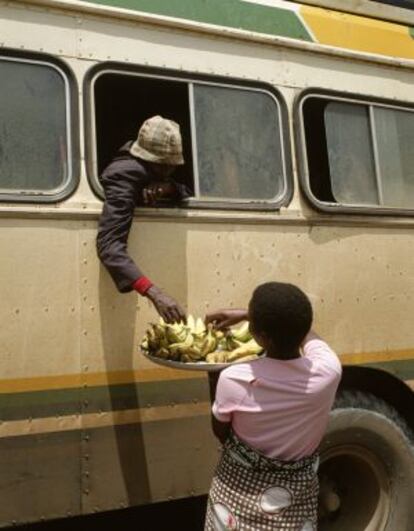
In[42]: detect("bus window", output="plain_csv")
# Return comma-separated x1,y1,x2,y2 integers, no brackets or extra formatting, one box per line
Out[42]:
324,102,378,206
373,0,414,8
0,55,75,201
300,94,414,213
93,72,194,195
192,84,284,202
373,107,414,208
90,67,290,210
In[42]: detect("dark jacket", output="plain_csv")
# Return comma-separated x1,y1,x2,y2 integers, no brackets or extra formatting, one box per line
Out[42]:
96,142,189,293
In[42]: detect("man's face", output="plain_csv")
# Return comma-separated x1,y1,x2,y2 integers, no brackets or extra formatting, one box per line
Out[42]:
148,162,176,180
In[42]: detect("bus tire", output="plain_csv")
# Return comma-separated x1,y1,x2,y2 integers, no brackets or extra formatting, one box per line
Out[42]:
318,390,414,531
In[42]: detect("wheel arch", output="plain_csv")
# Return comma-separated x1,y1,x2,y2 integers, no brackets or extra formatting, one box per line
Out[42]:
338,365,414,433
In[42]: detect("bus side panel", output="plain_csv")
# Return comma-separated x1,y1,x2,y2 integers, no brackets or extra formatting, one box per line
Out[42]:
76,223,217,511
0,431,81,526
84,417,216,512
0,219,83,525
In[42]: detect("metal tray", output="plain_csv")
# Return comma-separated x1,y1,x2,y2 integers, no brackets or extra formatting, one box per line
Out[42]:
142,350,264,372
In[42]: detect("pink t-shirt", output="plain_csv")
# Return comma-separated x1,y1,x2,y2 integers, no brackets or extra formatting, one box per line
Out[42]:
212,339,342,461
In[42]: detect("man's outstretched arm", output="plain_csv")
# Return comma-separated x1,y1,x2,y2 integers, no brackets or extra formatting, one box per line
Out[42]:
97,169,186,322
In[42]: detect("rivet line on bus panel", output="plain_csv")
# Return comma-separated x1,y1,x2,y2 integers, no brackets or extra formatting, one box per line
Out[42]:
80,228,90,501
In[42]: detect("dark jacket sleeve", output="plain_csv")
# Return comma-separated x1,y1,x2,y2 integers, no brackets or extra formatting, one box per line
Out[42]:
173,181,192,200
96,162,147,293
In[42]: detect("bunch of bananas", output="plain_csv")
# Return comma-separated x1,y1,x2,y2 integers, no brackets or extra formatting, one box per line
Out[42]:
141,315,263,365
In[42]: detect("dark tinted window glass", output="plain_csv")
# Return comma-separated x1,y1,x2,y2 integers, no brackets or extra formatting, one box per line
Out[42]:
0,59,69,193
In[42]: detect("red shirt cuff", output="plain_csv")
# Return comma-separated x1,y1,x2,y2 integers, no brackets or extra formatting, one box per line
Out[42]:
133,276,153,295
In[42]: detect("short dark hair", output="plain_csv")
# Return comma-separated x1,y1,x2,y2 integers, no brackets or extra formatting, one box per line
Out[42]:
249,282,313,353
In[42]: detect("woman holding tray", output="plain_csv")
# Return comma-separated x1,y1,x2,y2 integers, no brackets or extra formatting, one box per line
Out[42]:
204,281,342,530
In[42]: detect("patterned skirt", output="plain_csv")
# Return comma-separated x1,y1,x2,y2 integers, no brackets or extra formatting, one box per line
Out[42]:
205,432,319,531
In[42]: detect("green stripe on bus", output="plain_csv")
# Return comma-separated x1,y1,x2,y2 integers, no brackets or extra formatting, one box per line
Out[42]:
0,378,209,422
364,358,414,380
410,27,414,39
1,358,413,422
84,0,312,41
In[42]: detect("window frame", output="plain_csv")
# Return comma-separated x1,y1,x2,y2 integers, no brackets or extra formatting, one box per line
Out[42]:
0,49,79,203
84,62,292,211
372,0,414,9
295,88,414,216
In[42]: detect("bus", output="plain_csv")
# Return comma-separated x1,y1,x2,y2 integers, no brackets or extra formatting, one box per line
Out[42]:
1,0,414,529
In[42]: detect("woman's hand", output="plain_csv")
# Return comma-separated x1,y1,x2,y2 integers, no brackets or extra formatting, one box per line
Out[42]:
205,308,248,330
145,285,186,323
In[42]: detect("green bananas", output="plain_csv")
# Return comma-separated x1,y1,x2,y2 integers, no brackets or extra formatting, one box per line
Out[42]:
141,315,263,365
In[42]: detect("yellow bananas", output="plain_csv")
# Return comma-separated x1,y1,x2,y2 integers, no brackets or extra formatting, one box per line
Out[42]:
226,339,263,362
230,321,252,342
141,315,263,365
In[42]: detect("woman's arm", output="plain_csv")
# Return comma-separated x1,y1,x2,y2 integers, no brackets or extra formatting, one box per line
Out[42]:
208,372,231,444
211,416,231,445
205,308,248,330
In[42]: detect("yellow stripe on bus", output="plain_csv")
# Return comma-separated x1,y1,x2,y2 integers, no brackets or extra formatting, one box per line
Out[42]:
301,5,414,60
0,348,413,394
0,402,211,438
0,367,203,393
340,348,414,365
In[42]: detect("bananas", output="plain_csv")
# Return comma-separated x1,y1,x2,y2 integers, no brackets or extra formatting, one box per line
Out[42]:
231,321,252,342
141,316,263,365
226,339,263,362
200,324,218,356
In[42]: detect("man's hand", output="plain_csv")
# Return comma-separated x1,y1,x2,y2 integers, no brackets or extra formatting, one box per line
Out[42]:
205,308,248,330
145,285,186,323
142,181,177,205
